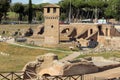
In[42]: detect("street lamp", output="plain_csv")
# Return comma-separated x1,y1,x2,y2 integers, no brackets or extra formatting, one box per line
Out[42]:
69,0,71,23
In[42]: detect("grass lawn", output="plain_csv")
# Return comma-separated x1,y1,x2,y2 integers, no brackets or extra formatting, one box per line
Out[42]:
0,42,120,72
7,12,17,19
0,42,70,71
78,51,120,59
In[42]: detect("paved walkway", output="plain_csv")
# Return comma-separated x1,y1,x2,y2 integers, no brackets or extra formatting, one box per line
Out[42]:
60,52,81,61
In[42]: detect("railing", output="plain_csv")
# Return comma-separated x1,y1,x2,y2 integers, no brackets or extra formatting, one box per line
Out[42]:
0,71,120,80
42,75,107,80
0,71,24,80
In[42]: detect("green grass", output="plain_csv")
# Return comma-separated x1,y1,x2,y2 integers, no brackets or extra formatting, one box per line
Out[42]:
0,42,120,71
7,12,17,19
0,43,70,71
77,51,120,59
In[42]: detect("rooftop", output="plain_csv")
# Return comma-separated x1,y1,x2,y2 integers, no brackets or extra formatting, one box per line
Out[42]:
44,4,60,8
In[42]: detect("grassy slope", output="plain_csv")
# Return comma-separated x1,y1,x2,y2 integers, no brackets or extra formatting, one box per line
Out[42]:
78,51,120,59
0,42,120,71
0,43,70,71
7,12,17,19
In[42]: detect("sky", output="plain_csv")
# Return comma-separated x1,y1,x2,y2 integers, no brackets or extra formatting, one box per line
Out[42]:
12,0,61,4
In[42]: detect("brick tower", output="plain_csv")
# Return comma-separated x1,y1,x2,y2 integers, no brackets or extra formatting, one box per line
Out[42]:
43,4,60,47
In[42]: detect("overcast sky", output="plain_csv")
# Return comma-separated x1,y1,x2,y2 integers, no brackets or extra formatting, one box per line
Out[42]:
12,0,61,4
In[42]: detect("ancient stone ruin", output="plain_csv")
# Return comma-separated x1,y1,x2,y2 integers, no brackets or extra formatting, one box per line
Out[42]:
23,53,120,79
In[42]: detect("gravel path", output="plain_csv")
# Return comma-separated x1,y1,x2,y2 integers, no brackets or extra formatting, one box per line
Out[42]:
60,52,81,61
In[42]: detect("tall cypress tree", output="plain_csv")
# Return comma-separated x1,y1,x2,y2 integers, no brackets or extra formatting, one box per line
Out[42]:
28,0,33,24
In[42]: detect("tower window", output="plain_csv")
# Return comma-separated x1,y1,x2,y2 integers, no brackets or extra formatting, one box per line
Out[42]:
47,8,50,13
51,25,54,28
53,8,56,13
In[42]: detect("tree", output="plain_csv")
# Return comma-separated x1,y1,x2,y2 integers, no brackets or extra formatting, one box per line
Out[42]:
72,0,87,21
11,3,24,21
87,0,107,22
104,0,114,20
60,13,66,21
0,0,10,23
104,0,120,21
114,0,120,21
28,0,33,24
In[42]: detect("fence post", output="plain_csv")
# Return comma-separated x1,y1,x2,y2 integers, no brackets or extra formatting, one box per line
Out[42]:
11,72,14,80
80,75,83,80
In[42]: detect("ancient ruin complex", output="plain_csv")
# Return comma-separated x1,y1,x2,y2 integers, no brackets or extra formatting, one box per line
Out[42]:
0,4,119,49
31,4,120,49
23,53,120,79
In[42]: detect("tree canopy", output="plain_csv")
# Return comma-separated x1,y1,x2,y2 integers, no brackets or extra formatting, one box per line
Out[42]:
0,0,10,22
0,0,120,23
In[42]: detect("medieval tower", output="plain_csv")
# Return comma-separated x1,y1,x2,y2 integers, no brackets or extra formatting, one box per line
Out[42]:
43,4,60,47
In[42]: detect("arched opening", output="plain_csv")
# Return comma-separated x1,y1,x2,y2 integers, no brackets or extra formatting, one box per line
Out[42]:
90,29,93,34
42,74,51,77
61,28,69,33
24,28,33,37
37,27,44,35
98,25,104,35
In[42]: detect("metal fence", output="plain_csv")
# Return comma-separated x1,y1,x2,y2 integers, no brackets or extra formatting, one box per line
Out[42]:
0,71,24,80
42,75,108,80
0,71,120,80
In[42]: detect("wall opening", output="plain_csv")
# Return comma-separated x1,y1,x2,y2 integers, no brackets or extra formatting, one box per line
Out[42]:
98,25,104,35
90,29,93,34
51,25,54,28
61,28,69,33
53,8,56,13
47,8,50,13
42,74,51,77
106,28,108,36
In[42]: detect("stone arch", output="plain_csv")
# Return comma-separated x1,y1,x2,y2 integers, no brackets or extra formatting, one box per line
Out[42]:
98,25,104,35
42,74,51,77
90,29,93,34
61,28,69,33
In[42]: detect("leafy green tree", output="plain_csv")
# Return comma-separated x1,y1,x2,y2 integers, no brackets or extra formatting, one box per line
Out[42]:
0,0,10,23
114,0,120,21
11,3,24,21
28,0,33,24
104,0,114,20
87,0,107,22
59,0,71,21
72,0,87,21
104,0,120,21
60,13,66,21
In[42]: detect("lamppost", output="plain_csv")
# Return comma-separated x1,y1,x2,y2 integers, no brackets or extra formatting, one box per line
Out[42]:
69,0,71,23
